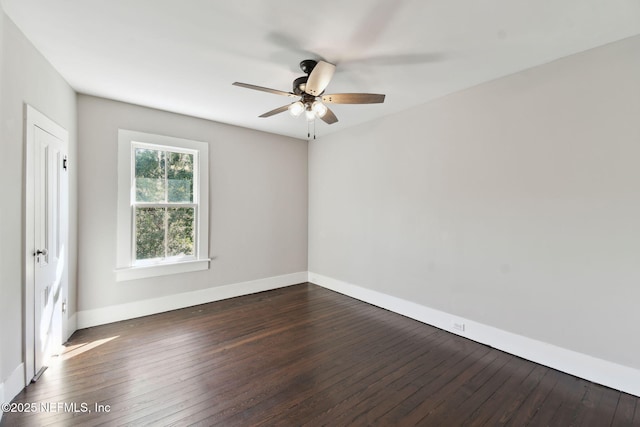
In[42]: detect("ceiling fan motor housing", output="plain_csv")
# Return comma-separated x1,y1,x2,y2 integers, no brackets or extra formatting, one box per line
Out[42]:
293,76,308,95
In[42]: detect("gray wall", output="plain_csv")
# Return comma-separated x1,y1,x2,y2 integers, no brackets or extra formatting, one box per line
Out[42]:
77,95,308,311
0,7,77,388
309,35,640,370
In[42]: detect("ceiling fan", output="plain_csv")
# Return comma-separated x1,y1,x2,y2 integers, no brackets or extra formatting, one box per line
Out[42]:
232,59,385,125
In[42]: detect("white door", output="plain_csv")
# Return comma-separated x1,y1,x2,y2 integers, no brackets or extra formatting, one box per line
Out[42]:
32,126,66,378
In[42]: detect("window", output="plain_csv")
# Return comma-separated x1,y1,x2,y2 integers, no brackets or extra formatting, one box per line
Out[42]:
116,130,209,281
133,144,196,263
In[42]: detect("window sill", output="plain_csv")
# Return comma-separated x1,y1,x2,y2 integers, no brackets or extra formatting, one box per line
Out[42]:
115,259,210,282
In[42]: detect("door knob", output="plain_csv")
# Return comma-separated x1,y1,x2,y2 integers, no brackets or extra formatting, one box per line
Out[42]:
35,248,48,256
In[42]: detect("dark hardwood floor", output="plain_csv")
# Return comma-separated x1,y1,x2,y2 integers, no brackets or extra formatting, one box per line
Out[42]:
2,283,638,426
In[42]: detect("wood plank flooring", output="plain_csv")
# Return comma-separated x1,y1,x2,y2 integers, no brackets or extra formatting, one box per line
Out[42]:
2,283,638,426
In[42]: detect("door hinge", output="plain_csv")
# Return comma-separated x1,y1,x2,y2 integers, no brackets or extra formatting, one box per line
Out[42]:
63,156,68,171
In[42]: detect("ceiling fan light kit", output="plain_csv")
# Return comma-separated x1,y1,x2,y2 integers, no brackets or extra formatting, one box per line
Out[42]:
305,108,316,121
233,59,386,128
288,101,305,117
311,101,328,118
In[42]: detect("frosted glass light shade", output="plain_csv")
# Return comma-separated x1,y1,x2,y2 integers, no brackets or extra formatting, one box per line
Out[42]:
305,108,316,121
311,101,328,118
288,101,304,117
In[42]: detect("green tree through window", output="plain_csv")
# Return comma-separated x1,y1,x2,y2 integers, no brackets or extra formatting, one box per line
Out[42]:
134,146,196,261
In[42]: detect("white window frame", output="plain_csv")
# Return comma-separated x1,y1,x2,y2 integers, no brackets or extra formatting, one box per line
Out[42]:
116,130,209,281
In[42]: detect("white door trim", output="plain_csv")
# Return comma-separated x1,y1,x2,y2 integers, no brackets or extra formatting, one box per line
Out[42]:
24,104,69,384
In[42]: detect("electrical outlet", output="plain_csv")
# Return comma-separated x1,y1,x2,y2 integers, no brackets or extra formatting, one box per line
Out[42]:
453,322,465,332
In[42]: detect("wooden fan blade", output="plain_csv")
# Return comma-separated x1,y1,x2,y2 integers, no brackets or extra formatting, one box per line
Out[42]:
259,105,290,118
233,82,297,98
320,107,338,125
305,61,336,96
322,93,385,104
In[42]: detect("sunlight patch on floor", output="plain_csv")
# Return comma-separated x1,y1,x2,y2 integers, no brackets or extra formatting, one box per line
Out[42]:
57,336,120,360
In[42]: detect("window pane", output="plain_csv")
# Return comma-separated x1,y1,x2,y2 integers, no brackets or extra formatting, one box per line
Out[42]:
167,151,194,202
167,207,195,257
136,207,165,260
135,148,165,202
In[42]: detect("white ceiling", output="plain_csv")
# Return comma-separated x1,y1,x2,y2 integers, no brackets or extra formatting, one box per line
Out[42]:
2,0,639,140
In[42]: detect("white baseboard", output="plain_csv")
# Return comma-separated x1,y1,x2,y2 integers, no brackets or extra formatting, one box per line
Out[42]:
309,272,640,397
77,272,308,329
1,363,26,405
0,363,26,423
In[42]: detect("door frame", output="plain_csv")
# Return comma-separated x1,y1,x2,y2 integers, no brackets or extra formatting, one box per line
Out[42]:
24,104,69,384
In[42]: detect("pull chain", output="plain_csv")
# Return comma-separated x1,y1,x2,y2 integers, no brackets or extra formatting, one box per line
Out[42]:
306,120,318,140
